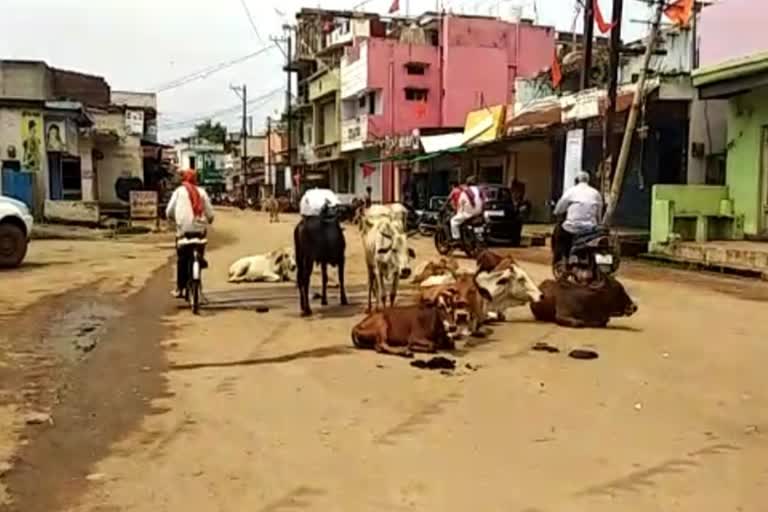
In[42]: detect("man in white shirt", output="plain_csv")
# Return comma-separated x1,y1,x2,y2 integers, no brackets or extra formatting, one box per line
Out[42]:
450,175,484,241
166,169,215,297
300,187,340,217
553,171,603,262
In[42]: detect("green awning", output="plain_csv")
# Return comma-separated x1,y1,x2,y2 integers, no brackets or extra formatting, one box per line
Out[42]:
409,146,467,163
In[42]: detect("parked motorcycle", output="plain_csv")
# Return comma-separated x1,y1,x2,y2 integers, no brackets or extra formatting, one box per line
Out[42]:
434,207,487,258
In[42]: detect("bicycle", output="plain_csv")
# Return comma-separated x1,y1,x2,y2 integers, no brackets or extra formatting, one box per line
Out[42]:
178,233,208,315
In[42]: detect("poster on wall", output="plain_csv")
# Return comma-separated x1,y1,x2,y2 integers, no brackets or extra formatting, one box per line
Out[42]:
45,120,67,152
125,110,144,136
21,111,43,172
564,128,584,190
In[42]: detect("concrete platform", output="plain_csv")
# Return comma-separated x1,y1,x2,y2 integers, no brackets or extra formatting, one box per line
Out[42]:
647,240,768,277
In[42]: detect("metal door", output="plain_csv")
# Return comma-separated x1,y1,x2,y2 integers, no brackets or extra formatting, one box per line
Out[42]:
1,168,34,208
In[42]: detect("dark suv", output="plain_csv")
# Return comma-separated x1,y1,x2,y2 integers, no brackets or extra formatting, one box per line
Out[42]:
480,184,526,246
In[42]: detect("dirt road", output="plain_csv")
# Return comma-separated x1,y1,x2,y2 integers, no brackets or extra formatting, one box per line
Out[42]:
2,208,768,511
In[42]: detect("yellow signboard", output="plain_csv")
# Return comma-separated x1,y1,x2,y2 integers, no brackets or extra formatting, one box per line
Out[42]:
462,105,507,145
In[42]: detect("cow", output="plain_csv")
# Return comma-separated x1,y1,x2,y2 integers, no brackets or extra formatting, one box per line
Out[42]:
294,213,349,316
530,278,638,328
412,256,460,285
228,248,296,283
362,215,416,311
476,249,508,273
474,258,543,317
420,272,485,337
263,197,280,223
358,203,408,235
351,289,458,357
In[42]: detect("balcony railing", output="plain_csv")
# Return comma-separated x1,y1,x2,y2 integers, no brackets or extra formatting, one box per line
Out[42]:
341,115,368,152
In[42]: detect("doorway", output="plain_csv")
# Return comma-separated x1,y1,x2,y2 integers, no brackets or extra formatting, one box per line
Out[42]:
762,127,768,235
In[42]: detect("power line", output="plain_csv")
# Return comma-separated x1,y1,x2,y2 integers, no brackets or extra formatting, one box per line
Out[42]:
157,87,283,129
153,45,276,93
238,0,265,44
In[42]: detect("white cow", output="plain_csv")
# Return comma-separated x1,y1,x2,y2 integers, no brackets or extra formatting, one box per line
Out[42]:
228,247,297,283
362,215,415,311
474,259,542,317
358,203,408,235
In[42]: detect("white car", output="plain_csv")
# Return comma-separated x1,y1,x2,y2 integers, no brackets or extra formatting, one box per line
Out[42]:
0,195,33,267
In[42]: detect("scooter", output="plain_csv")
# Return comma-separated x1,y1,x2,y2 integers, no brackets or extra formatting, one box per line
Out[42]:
552,220,621,285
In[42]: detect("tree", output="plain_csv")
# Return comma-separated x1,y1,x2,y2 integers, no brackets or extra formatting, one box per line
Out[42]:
193,120,226,144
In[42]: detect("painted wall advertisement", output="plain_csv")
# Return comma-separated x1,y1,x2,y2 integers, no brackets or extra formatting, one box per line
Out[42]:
21,111,43,172
129,190,158,220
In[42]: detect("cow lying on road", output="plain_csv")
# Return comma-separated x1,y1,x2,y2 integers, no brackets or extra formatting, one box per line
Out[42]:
412,257,460,286
421,273,485,337
228,248,296,283
351,289,458,357
530,277,638,328
474,255,543,317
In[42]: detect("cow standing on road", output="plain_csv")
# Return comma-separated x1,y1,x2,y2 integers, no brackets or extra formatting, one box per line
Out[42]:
294,189,349,316
362,214,415,311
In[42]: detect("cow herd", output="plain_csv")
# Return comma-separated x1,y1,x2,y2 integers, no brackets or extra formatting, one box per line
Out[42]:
228,203,639,358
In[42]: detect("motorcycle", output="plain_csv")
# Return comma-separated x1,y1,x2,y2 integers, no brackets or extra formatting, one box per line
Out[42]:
434,206,487,258
552,220,621,285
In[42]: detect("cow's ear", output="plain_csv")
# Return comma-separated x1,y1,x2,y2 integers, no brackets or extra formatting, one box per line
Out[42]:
477,287,493,301
274,253,285,265
407,248,416,259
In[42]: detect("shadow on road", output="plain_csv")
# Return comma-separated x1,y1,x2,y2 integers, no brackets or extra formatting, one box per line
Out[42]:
168,344,354,371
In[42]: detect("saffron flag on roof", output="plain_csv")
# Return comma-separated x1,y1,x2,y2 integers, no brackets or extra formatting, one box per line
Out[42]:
664,0,694,27
593,0,617,34
361,163,376,178
551,49,563,88
389,0,400,14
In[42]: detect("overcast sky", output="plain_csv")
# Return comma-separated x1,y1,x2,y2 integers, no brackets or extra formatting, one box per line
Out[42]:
1,0,651,142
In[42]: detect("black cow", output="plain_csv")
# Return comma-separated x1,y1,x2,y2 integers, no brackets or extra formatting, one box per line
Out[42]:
294,212,349,316
530,277,638,328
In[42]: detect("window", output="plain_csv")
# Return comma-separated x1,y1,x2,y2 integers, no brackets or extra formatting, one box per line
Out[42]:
404,88,428,102
358,96,366,109
367,92,376,115
405,63,426,75
189,155,196,169
47,154,82,200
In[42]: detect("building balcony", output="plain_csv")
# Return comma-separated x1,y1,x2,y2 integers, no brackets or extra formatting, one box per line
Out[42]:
341,115,369,152
308,68,340,102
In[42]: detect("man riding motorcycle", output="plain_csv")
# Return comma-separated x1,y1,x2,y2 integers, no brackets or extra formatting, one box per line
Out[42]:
552,171,603,265
450,175,484,246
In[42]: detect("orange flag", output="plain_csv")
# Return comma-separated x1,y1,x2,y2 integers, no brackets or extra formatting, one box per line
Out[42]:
593,0,616,34
664,0,694,27
551,49,563,88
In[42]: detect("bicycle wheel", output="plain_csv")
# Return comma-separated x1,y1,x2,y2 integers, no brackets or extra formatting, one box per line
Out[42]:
189,279,200,315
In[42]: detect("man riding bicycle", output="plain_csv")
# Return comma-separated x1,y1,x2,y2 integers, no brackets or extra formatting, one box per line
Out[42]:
166,169,215,298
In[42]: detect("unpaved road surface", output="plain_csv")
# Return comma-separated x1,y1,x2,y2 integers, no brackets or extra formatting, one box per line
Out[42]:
2,209,768,512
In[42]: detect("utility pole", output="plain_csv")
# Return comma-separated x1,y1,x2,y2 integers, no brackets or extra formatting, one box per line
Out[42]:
602,0,664,225
231,84,248,203
601,0,624,197
580,0,595,91
285,25,294,192
266,116,272,196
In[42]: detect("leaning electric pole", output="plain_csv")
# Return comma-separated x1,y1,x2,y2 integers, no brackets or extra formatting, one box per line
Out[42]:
602,0,665,226
601,0,624,198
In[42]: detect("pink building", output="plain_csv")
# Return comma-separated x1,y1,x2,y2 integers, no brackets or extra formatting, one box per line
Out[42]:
699,0,768,68
339,14,555,201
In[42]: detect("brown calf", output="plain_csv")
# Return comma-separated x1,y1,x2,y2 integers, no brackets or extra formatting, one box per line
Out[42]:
412,256,460,285
351,292,457,357
420,273,485,336
476,249,515,273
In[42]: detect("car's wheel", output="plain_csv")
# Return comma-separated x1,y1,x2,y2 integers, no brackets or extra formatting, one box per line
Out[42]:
0,222,27,268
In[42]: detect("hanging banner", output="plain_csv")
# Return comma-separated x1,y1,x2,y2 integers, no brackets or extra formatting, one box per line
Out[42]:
564,129,584,190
